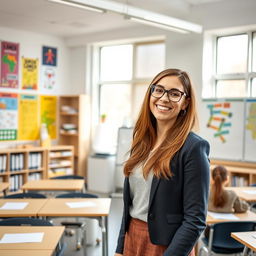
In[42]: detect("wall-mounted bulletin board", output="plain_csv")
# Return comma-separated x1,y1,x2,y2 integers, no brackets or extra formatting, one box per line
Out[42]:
200,99,256,162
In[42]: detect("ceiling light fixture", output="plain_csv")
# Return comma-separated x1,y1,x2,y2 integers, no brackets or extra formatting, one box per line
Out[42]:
47,0,203,34
48,0,105,13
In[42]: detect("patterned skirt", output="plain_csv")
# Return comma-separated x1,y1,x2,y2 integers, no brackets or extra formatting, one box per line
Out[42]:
123,218,195,256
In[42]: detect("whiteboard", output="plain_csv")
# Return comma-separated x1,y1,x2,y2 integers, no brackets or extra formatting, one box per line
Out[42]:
244,99,256,161
200,99,245,160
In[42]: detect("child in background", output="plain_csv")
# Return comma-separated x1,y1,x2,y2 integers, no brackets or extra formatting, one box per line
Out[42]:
208,165,249,213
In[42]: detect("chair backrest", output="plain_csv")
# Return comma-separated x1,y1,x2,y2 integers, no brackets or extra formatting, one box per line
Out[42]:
56,192,98,198
4,192,47,199
0,217,53,226
211,221,256,249
50,175,84,180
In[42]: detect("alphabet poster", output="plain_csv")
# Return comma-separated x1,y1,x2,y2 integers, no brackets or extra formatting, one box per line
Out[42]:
18,94,39,140
200,99,245,160
0,93,18,140
0,41,19,89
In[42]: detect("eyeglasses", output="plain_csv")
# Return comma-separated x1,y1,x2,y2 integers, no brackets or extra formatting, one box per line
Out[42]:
150,84,187,102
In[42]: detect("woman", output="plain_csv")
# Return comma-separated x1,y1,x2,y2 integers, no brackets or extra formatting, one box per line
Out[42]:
208,165,248,213
115,68,210,256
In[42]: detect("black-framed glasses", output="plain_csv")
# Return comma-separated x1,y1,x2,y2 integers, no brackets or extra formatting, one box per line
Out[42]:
150,84,186,102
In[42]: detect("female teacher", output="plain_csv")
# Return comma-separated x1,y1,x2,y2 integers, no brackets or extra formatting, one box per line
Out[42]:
115,68,210,256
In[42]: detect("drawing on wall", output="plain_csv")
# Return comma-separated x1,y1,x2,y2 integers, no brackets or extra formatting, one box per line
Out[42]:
246,102,256,140
41,66,56,90
0,93,18,140
42,46,57,66
0,41,19,89
22,57,38,90
206,102,232,143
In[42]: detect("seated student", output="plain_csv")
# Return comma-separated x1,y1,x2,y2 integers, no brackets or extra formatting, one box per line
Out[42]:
204,165,249,239
208,165,249,213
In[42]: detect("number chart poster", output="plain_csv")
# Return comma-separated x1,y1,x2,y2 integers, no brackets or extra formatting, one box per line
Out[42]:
0,93,18,140
18,94,39,140
40,95,57,139
200,99,245,160
244,99,256,161
22,57,38,90
0,41,19,89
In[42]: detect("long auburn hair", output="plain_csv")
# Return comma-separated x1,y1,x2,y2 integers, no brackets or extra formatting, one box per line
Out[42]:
124,68,198,179
211,165,228,207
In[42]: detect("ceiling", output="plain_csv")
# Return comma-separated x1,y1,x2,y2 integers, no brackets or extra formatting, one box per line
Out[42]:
0,0,229,38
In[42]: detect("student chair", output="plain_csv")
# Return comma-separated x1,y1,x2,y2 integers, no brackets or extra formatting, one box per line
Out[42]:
4,192,46,198
199,221,256,256
0,217,66,256
55,192,98,251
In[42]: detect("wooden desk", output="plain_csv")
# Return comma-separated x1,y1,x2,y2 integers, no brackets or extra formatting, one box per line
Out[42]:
0,182,9,196
226,187,256,203
0,250,53,256
0,226,64,252
231,231,256,255
38,198,111,256
22,179,84,193
207,210,256,224
0,199,48,218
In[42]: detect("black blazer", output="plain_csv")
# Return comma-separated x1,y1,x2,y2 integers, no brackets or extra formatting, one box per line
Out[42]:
116,132,210,256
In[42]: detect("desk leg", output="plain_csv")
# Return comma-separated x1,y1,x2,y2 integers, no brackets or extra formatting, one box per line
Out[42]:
100,216,108,256
242,246,249,256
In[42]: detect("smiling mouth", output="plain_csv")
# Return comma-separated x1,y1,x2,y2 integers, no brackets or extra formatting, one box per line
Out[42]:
156,104,172,111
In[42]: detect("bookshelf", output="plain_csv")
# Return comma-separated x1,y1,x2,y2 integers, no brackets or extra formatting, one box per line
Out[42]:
46,145,74,178
58,95,90,178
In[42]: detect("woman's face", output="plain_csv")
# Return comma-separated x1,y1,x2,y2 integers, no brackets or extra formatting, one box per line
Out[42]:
149,75,188,129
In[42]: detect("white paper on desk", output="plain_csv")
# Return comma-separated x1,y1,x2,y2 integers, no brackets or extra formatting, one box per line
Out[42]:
0,232,44,243
208,211,239,220
242,190,256,194
0,202,28,210
66,201,96,208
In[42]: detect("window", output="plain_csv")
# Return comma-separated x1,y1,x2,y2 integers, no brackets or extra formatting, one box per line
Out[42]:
97,41,165,128
203,30,256,98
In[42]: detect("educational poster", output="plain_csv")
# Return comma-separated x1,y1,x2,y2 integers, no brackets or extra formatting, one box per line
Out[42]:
18,94,39,140
0,41,19,88
42,46,57,66
41,66,56,91
0,93,18,140
22,57,38,90
40,95,57,139
244,99,256,161
200,99,244,160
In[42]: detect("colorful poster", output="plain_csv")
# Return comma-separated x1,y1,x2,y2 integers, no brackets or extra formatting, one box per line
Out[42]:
22,57,38,90
200,99,244,160
42,46,57,66
40,95,57,139
41,66,56,90
18,94,39,140
1,41,19,88
0,93,18,140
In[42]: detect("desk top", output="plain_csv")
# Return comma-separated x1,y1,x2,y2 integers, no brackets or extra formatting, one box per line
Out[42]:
0,183,9,192
38,198,111,217
22,179,84,191
0,250,53,256
0,199,48,217
0,226,64,250
207,210,256,224
226,187,256,202
231,231,256,252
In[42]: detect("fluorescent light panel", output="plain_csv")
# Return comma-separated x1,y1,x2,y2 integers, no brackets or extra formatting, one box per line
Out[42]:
48,0,203,34
48,0,105,13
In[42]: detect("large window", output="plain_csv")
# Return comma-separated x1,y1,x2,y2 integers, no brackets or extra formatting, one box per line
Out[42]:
203,31,256,98
98,41,165,128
